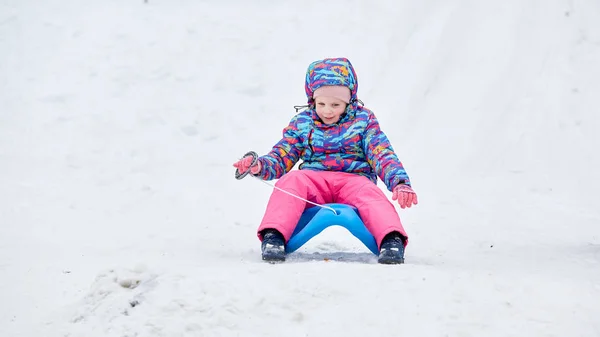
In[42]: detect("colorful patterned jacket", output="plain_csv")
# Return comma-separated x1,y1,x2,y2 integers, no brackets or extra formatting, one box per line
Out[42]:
255,57,411,191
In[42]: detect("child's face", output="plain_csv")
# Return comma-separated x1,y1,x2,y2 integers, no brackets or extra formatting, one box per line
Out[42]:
314,96,347,124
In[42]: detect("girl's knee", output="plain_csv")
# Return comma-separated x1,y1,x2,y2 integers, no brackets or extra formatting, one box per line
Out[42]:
355,181,386,199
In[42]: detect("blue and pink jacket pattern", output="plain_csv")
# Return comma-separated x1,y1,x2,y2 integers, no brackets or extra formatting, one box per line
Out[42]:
256,57,411,191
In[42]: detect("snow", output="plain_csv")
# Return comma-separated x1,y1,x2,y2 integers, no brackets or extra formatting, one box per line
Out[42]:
1,0,599,336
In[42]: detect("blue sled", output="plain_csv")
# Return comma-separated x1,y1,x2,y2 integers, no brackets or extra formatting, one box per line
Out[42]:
286,203,379,255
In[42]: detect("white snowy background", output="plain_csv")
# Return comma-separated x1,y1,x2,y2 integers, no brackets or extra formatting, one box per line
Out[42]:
1,0,599,336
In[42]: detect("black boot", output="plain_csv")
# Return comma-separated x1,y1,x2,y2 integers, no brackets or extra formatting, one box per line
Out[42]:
378,232,405,264
261,229,286,262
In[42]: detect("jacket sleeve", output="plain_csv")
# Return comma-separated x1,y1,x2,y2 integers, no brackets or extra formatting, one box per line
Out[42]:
363,112,411,191
255,117,304,180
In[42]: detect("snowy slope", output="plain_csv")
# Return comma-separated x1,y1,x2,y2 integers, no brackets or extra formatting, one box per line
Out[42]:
1,0,599,336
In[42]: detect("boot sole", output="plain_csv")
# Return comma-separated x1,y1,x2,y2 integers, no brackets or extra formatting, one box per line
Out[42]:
378,257,405,264
378,250,405,264
262,254,286,263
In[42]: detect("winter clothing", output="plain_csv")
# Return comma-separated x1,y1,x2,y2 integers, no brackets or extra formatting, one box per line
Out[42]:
239,57,415,253
254,57,411,192
257,170,408,248
313,85,351,104
304,58,359,105
233,154,261,176
261,229,286,262
392,184,418,209
378,232,406,264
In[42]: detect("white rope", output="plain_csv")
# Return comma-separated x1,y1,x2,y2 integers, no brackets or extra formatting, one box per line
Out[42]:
252,176,337,214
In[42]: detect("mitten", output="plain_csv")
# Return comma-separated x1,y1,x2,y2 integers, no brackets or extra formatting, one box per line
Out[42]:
233,151,261,179
392,184,418,209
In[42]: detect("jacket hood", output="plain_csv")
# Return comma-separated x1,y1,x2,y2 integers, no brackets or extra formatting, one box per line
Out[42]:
304,57,359,104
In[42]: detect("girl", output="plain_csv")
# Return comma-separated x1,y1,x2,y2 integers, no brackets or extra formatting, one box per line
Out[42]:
234,57,418,264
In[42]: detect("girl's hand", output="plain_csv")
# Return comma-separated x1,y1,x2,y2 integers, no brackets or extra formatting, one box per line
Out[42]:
392,184,418,209
233,153,261,177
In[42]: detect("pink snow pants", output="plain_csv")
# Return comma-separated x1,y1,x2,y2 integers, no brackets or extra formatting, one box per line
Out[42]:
257,170,408,248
